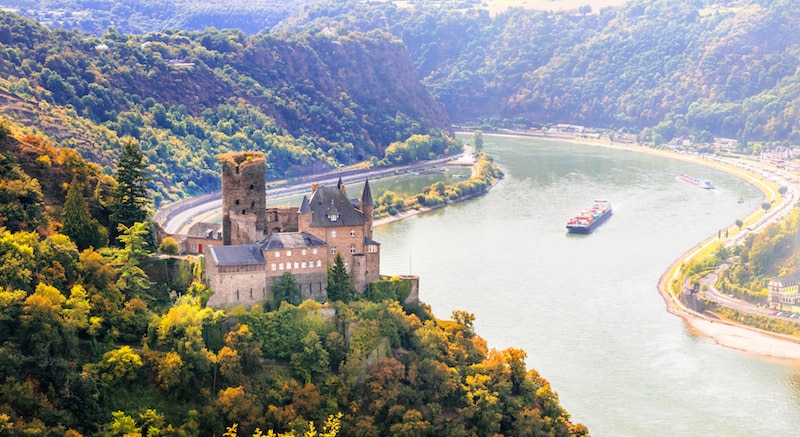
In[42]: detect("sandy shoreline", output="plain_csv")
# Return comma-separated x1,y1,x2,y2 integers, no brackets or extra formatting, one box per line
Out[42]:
422,130,800,361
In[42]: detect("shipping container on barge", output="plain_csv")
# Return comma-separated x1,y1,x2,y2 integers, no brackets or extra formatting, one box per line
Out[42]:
566,200,612,234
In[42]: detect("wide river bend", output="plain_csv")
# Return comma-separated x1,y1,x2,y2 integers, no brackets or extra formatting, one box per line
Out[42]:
374,134,800,436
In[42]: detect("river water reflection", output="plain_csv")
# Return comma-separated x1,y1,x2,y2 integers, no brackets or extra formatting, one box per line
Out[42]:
374,134,800,436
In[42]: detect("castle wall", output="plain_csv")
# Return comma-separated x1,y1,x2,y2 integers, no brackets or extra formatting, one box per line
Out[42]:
350,251,381,292
265,271,328,304
266,206,299,234
205,262,268,308
220,152,267,245
399,275,419,304
225,214,259,248
263,245,329,305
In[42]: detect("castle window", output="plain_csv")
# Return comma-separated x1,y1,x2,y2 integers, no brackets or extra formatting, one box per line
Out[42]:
279,263,284,270
275,251,280,258
350,245,356,254
250,288,253,299
271,264,276,271
286,250,292,257
329,213,338,222
302,249,307,255
294,262,299,269
242,209,246,214
331,230,337,238
286,263,291,271
331,247,337,254
350,229,356,237
235,199,240,205
368,245,378,253
302,261,307,268
312,248,318,255
316,260,322,267
236,290,240,300
251,200,255,208
250,183,254,190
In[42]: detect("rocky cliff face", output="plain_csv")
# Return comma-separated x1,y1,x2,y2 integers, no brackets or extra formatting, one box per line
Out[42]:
233,32,452,150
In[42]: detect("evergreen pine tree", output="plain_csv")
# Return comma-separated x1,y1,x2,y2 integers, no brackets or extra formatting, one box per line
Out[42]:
326,252,356,303
271,271,302,306
109,139,151,237
62,174,106,250
114,222,153,300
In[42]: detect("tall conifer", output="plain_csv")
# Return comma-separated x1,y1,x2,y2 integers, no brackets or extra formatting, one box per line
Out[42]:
326,252,356,303
109,139,151,239
61,174,108,250
62,174,97,250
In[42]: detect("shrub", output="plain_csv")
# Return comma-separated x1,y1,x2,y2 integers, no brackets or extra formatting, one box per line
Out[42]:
36,154,52,168
158,236,179,254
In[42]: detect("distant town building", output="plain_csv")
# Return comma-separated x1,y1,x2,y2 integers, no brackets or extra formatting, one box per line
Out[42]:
714,138,738,152
760,146,793,165
767,273,800,312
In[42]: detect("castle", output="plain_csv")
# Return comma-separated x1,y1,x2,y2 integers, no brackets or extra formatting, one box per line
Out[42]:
203,151,382,308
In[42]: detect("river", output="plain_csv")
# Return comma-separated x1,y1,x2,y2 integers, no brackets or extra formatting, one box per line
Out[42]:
373,134,800,436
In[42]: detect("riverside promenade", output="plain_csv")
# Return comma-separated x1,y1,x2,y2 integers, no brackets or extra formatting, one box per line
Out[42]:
652,154,800,360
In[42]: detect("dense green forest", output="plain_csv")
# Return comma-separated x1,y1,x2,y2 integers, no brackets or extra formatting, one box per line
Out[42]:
0,10,454,203
0,130,586,435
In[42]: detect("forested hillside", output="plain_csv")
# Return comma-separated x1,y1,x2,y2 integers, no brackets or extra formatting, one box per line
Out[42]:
0,120,584,435
8,1,800,146
0,0,320,35
278,0,800,146
0,11,454,203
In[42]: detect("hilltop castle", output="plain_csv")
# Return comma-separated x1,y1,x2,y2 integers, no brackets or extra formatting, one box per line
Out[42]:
203,151,382,308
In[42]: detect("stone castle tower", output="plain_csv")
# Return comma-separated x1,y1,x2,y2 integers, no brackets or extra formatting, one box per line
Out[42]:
220,152,267,245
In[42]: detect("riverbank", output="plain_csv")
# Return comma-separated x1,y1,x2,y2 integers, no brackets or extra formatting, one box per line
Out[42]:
374,146,499,227
477,129,800,360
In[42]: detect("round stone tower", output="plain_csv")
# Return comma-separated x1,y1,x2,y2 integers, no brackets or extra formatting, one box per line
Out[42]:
220,152,267,245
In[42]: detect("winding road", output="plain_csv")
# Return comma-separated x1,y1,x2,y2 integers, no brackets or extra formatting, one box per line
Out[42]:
667,154,799,318
155,151,474,235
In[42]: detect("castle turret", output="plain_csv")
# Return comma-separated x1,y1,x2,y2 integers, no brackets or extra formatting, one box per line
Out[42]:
220,152,267,245
297,195,312,232
361,179,374,239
